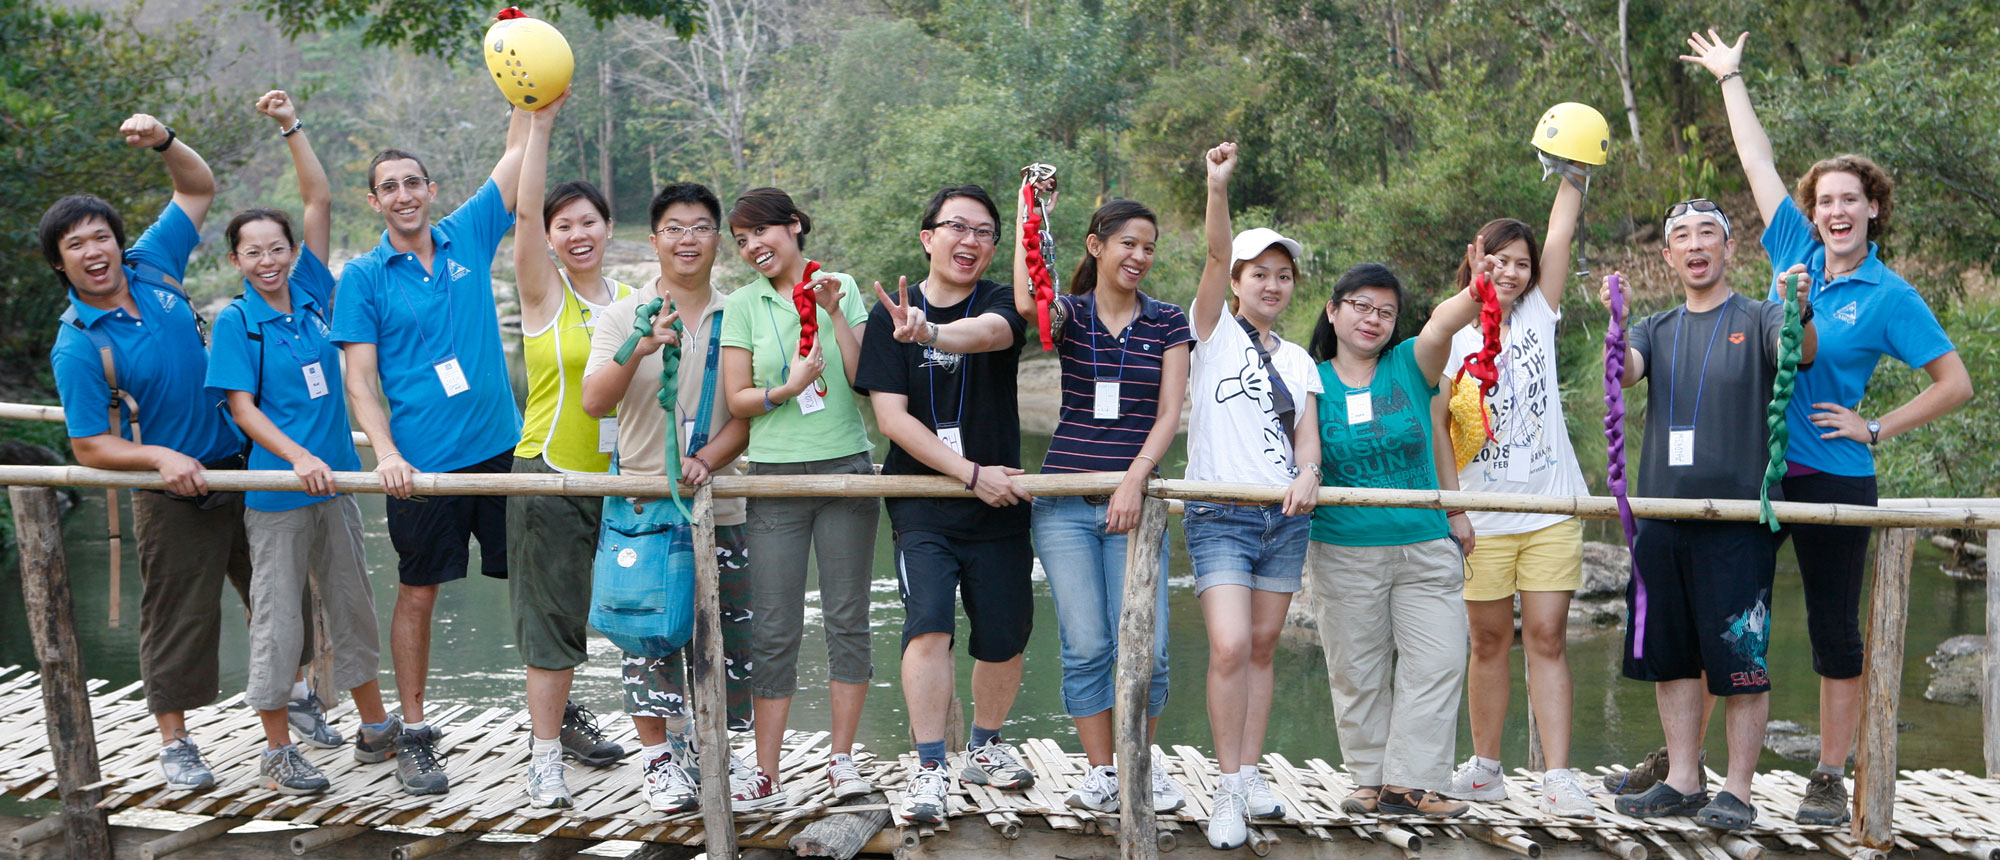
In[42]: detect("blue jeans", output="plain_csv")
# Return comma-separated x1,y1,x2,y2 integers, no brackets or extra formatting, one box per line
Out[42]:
1031,495,1170,719
1183,501,1311,594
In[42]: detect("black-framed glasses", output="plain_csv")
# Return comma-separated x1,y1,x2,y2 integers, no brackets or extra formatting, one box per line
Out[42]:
928,219,1000,244
1340,298,1398,322
1664,198,1732,235
372,176,430,196
655,224,719,239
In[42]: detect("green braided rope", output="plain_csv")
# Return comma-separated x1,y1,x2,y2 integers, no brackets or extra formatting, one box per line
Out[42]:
613,295,692,520
1759,273,1805,531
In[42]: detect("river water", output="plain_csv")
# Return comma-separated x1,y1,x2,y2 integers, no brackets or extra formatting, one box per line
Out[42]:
1,427,1989,779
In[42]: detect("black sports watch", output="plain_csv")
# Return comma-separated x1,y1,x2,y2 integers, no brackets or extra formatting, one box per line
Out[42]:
1867,420,1881,445
151,126,177,152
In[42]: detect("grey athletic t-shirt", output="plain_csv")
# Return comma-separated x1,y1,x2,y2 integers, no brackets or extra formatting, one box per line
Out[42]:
1630,293,1791,502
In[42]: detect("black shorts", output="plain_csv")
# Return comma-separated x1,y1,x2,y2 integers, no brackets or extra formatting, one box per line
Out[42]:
895,529,1034,663
1622,519,1778,696
386,449,512,586
1777,471,1877,679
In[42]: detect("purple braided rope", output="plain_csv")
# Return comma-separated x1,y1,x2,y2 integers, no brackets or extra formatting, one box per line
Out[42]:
1603,273,1645,659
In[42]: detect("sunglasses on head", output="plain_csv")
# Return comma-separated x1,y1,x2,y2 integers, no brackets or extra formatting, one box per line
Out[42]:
1663,198,1732,236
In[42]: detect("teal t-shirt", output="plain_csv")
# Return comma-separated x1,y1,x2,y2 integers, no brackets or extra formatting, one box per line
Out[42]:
718,270,873,463
1309,339,1449,546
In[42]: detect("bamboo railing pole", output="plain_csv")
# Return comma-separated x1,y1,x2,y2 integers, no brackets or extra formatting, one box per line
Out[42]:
1114,495,1169,860
0,401,375,449
8,486,112,860
1854,527,1915,849
688,485,736,860
1986,529,2000,778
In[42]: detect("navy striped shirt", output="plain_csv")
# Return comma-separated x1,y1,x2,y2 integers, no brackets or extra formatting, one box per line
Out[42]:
1040,292,1193,474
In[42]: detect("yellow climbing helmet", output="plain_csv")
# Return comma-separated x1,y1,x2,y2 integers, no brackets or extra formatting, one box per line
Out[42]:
483,7,573,111
1532,102,1610,166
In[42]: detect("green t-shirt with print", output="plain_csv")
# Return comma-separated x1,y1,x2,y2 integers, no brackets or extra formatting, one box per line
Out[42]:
719,271,873,463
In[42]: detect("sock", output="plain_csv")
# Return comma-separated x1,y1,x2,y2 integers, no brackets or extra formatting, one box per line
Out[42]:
1219,770,1244,793
164,738,186,750
642,742,673,763
1475,755,1501,772
532,734,561,755
403,720,427,736
291,680,310,700
916,740,948,769
1814,763,1845,778
970,725,1002,749
362,719,396,731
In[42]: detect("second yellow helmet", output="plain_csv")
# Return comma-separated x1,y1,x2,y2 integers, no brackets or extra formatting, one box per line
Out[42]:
483,8,573,111
1532,102,1610,166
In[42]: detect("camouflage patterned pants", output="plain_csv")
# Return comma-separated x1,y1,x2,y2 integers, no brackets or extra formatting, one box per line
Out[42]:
621,524,754,731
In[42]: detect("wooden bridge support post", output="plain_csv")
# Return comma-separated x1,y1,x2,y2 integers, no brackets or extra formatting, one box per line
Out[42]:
9,485,113,860
1985,529,1999,778
1114,495,1169,860
690,485,738,859
1853,527,1914,849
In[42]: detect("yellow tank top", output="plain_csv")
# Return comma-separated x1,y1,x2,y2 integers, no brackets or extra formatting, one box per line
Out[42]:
515,272,633,472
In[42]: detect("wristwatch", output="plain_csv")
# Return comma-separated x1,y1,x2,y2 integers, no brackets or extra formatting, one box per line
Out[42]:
1867,420,1881,445
1301,462,1323,480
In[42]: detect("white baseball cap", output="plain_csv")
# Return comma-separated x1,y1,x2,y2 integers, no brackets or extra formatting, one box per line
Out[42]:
1230,227,1304,271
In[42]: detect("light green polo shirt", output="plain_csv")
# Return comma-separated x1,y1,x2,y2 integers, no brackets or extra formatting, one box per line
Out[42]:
719,270,873,463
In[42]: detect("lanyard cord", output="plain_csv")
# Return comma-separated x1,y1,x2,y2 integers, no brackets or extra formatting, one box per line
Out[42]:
1085,292,1137,382
390,257,459,364
916,281,976,430
1666,294,1732,428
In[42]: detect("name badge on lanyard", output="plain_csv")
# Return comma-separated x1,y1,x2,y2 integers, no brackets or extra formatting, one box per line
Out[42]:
1345,389,1373,425
797,385,826,414
1093,381,1121,420
598,416,618,454
434,356,470,397
302,362,329,399
938,425,964,456
1505,443,1533,481
1669,427,1695,467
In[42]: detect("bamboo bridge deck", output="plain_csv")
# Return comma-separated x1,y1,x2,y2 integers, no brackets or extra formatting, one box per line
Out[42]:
4,667,2000,859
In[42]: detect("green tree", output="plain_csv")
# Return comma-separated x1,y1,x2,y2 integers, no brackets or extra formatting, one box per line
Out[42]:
252,0,702,58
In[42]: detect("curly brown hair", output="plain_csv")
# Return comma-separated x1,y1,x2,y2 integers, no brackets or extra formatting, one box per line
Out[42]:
1793,154,1895,241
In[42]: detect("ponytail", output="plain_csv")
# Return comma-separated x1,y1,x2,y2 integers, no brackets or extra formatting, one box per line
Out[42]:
1068,199,1157,295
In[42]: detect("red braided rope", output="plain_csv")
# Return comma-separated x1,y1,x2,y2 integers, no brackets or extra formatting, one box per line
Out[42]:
1021,182,1056,350
789,259,823,358
1461,273,1504,397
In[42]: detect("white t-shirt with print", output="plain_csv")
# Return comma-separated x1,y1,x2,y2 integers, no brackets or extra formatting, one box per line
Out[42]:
1445,288,1590,536
1187,315,1324,487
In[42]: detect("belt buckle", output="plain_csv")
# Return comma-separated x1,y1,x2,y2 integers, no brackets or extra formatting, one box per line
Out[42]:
1081,494,1111,506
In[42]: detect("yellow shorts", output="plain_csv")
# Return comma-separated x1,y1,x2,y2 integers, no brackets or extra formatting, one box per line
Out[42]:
1462,518,1584,601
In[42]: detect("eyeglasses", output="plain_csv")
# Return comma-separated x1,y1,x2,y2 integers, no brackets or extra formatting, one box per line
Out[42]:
655,224,718,239
929,219,1000,244
1663,198,1732,236
372,176,430,196
235,245,291,262
1340,297,1398,322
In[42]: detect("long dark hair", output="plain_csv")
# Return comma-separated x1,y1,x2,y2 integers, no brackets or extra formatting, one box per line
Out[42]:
1069,199,1157,295
1454,217,1541,291
728,187,813,251
1308,262,1413,362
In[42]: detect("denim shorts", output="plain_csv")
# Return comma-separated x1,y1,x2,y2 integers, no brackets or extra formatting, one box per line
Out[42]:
1184,501,1311,594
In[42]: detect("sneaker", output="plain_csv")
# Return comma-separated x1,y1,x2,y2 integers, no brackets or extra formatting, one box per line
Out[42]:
731,766,785,810
1445,756,1508,801
667,727,700,782
1795,771,1851,826
354,716,403,764
260,744,329,795
1206,788,1248,850
1541,768,1596,818
961,739,1036,790
160,735,216,791
287,691,343,749
1243,767,1285,819
1151,752,1187,813
1064,764,1120,813
560,701,627,768
902,761,951,823
828,752,873,800
394,727,450,795
1602,746,1702,795
643,752,699,813
1378,787,1469,818
526,743,572,809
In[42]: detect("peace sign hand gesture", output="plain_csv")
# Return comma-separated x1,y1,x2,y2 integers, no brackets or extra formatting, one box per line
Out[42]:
873,277,931,344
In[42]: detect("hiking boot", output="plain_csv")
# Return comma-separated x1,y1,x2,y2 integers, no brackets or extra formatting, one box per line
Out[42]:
828,752,872,800
160,734,216,791
354,716,403,764
1151,751,1187,813
1206,787,1248,849
731,766,785,809
1341,785,1380,815
1541,768,1596,818
260,744,329,795
1796,771,1851,826
1378,787,1469,818
961,739,1036,790
1603,746,1703,795
902,761,951,823
1445,755,1508,801
1064,765,1119,813
560,701,626,768
526,743,571,809
1244,767,1285,819
644,751,700,813
287,691,343,749
395,727,450,795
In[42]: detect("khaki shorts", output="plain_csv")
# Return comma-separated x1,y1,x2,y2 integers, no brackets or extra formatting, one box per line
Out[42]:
1462,518,1583,601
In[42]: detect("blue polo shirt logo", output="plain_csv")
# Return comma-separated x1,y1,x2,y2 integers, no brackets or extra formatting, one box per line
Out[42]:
1833,301,1858,325
154,289,179,311
447,259,471,282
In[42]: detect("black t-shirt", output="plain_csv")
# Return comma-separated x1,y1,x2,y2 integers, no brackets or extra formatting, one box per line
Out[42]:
1630,293,1791,502
855,279,1029,537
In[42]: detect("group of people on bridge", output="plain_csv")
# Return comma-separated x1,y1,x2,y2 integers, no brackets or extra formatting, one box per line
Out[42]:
34,27,1971,852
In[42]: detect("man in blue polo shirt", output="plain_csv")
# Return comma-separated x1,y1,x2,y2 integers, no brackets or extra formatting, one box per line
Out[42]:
41,113,253,792
332,109,532,795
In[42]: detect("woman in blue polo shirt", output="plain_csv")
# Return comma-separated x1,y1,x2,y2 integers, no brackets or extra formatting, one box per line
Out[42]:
1013,194,1192,816
205,91,395,796
1683,29,1972,826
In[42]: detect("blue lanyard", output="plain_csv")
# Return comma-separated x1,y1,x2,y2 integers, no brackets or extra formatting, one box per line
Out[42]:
759,290,795,386
916,281,975,430
1666,295,1731,429
688,308,724,452
1085,292,1137,382
390,253,459,364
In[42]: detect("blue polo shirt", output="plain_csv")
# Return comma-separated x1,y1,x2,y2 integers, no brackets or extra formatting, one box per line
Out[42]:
1040,291,1193,474
50,201,239,463
205,248,363,512
1762,198,1955,476
331,178,520,472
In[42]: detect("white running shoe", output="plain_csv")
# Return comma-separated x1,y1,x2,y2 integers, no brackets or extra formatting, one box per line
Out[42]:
1243,766,1285,819
1444,755,1508,801
643,751,699,813
828,752,873,800
1151,751,1187,813
526,744,572,809
961,739,1036,790
1541,767,1597,819
902,762,951,823
1064,764,1120,813
1206,787,1248,850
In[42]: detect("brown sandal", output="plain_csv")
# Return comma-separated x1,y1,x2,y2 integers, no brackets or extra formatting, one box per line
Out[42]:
1342,785,1381,814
